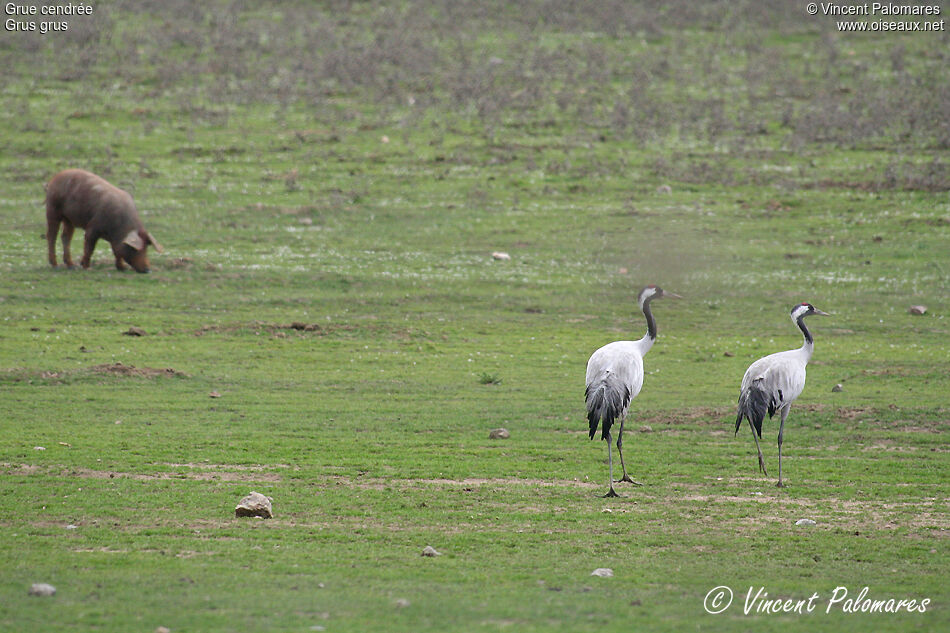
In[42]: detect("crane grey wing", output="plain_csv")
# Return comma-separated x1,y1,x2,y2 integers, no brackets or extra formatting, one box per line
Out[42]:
585,344,642,441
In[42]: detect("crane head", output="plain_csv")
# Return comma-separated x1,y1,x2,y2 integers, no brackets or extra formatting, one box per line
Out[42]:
638,285,682,308
791,303,830,320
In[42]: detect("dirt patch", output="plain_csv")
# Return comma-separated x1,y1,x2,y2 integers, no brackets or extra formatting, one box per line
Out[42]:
2,463,281,483
89,362,185,378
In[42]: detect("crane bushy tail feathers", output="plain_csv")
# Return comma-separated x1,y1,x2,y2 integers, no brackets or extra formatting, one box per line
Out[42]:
585,379,631,441
735,378,777,438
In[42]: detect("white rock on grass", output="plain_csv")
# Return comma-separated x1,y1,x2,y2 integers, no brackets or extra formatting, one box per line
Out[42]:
488,428,510,440
235,492,273,519
491,251,511,260
831,383,843,392
590,568,614,578
421,546,442,557
28,583,56,596
909,305,927,315
795,518,817,526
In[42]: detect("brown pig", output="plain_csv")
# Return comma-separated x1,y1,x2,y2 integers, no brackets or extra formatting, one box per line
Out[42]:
45,169,163,273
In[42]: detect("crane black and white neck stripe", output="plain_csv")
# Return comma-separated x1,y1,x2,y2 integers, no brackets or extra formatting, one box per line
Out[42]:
735,302,829,487
585,284,681,497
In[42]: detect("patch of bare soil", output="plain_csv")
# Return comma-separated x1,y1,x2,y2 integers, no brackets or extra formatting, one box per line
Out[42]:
89,362,185,378
320,474,601,492
1,463,281,483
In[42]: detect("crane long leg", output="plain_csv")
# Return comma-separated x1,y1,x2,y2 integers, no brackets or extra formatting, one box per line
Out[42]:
776,406,790,488
615,417,643,486
604,431,619,498
748,419,769,477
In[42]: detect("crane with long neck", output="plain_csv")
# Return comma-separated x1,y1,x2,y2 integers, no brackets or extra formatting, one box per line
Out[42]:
585,284,680,497
735,302,829,487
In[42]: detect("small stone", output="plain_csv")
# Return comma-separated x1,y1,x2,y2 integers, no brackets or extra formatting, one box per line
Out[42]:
491,251,511,261
29,583,56,596
488,428,510,440
155,627,171,633
638,425,653,433
34,446,46,451
123,326,147,336
723,351,735,357
831,383,843,392
209,391,222,398
65,524,79,530
235,492,273,519
591,568,613,578
909,305,926,315
656,184,672,195
394,598,410,608
421,546,441,557
795,518,817,526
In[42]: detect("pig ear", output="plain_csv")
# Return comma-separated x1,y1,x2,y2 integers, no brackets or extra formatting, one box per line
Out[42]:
145,231,164,253
123,230,145,251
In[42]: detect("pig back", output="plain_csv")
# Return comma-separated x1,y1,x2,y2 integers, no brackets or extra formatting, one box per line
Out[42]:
47,169,143,239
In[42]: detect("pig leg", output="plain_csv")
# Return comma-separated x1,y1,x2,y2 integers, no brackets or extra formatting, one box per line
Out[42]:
61,220,76,269
46,214,61,267
110,244,128,271
80,230,100,269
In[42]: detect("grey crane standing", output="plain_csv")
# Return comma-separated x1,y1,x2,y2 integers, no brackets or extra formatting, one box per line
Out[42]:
735,303,829,487
585,285,680,497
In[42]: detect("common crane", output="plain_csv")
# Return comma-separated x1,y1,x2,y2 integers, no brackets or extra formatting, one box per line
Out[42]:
585,285,680,497
735,302,829,487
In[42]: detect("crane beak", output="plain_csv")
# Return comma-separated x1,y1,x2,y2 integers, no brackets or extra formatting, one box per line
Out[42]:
662,291,683,299
813,309,830,316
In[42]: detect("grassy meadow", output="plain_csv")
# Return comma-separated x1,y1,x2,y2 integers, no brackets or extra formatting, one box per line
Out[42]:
0,1,948,631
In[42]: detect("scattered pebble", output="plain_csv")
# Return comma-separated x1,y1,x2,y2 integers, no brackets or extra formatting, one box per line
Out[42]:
123,326,147,337
155,627,171,633
723,351,735,357
795,518,817,526
909,305,926,315
235,492,273,519
209,391,222,398
29,583,56,597
656,184,672,195
394,598,410,608
421,546,441,557
34,446,46,451
488,428,510,440
831,383,843,392
591,568,614,578
491,251,511,261
380,135,390,143
65,524,79,530
638,425,653,433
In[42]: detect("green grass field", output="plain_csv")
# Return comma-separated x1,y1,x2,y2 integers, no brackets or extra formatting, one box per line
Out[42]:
1,2,948,631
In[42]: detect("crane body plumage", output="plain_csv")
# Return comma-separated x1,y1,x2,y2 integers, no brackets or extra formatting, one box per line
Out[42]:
735,303,829,487
585,285,679,497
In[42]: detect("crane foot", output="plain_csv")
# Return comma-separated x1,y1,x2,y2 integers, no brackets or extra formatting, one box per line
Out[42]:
617,475,643,486
776,480,785,488
603,488,620,498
